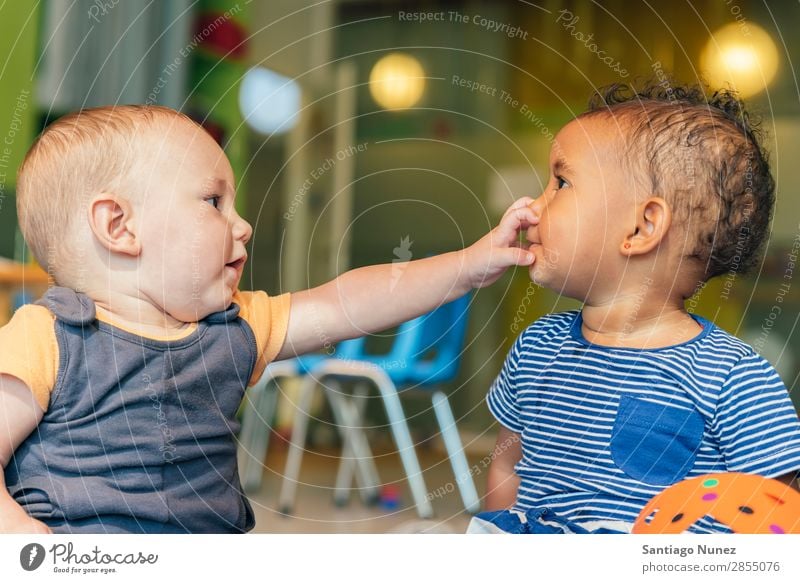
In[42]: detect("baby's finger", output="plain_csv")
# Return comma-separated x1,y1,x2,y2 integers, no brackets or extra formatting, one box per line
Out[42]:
503,247,535,266
502,196,535,216
498,206,538,238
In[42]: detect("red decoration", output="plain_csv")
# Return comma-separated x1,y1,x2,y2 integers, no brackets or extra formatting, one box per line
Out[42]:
194,12,247,59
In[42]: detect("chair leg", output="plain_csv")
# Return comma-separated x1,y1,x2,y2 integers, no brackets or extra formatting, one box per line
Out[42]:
239,376,279,493
279,360,434,518
332,393,359,504
432,391,481,514
326,383,380,506
372,376,434,518
278,373,319,515
351,383,382,505
332,382,379,506
332,413,358,507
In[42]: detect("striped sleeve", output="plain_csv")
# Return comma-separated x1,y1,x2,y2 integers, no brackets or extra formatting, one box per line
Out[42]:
487,332,526,433
712,351,800,477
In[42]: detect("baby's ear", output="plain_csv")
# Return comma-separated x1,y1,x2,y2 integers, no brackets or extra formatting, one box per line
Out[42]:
87,194,141,256
621,197,671,256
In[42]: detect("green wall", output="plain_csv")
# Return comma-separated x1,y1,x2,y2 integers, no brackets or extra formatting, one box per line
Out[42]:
0,3,40,259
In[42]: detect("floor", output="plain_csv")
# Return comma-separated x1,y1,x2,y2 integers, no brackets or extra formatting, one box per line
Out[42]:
246,440,486,533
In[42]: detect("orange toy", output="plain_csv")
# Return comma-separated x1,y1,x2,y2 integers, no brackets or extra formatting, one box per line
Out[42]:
633,473,800,534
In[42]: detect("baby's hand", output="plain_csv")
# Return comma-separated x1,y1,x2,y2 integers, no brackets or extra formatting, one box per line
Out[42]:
462,197,538,289
0,513,52,534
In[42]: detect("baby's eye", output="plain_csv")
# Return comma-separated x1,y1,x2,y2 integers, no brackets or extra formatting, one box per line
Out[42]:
554,176,569,191
205,196,221,209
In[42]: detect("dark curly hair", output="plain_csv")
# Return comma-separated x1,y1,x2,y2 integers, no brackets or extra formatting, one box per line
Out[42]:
582,79,775,280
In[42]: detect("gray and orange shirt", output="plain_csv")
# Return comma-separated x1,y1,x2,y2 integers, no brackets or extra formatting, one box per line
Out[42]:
0,286,290,533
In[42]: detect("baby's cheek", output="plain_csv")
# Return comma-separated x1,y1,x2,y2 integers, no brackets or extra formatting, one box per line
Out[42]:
541,221,570,266
538,215,555,244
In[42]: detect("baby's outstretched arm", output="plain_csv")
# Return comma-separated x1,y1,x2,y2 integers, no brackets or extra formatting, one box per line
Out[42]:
485,426,522,510
277,198,538,359
0,374,51,533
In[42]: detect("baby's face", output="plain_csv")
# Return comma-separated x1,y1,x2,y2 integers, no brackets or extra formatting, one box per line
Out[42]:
134,119,253,321
525,115,635,300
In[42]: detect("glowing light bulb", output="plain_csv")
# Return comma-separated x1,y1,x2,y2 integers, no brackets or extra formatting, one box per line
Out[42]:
239,67,301,135
700,23,779,98
369,53,425,110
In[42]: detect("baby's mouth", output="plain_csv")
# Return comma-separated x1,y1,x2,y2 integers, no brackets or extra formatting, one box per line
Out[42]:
226,256,246,271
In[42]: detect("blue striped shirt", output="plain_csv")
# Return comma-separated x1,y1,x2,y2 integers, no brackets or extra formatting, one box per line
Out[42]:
488,310,800,533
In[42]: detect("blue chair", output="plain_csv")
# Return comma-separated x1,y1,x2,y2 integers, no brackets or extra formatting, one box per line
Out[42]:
238,343,374,496
277,294,480,518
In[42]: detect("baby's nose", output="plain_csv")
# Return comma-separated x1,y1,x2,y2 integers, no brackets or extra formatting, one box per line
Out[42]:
233,216,253,244
528,196,545,215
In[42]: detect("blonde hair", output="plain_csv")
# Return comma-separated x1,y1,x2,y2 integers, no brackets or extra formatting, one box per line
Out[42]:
16,105,196,286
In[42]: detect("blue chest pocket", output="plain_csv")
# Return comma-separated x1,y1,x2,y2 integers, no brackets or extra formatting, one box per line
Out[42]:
610,395,704,486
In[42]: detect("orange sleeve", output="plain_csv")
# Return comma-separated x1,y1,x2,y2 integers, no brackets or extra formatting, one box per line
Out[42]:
0,304,58,411
232,290,291,386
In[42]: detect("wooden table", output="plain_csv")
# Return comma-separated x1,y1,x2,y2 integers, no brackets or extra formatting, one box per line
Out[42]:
0,260,51,325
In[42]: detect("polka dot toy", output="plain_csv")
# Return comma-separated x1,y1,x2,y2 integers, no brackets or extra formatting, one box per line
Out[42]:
633,473,800,534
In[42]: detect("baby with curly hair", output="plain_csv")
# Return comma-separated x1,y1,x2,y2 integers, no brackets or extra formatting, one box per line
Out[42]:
476,81,800,534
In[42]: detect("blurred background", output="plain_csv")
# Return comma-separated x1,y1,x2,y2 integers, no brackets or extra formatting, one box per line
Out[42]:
0,0,798,532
